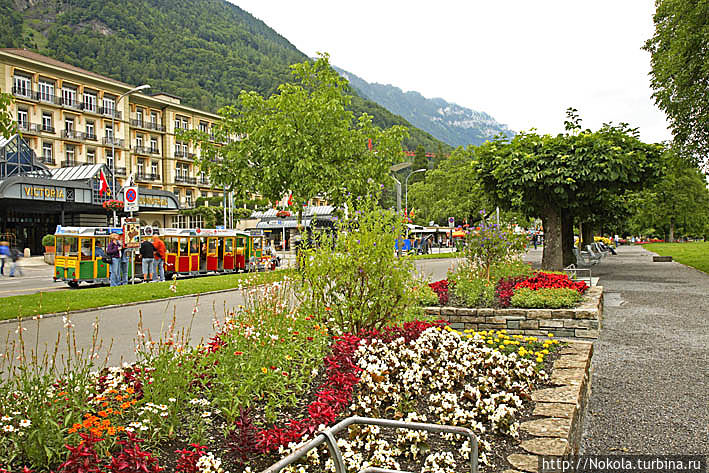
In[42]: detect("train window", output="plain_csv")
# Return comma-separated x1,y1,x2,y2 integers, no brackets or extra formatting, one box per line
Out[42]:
190,238,199,254
80,238,93,260
65,237,79,257
224,238,233,253
253,237,262,250
166,237,178,254
208,239,217,254
55,236,63,256
95,238,108,257
179,238,188,255
235,236,244,248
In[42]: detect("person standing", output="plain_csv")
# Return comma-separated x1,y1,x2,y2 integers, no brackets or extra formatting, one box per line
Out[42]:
120,241,130,285
152,236,166,282
532,232,538,250
8,246,23,277
0,241,9,276
106,233,122,287
139,238,155,282
614,234,620,247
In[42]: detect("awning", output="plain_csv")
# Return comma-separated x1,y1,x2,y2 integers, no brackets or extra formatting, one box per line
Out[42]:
256,219,312,230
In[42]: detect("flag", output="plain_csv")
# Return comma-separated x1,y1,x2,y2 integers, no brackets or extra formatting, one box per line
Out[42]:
287,193,293,206
99,170,110,196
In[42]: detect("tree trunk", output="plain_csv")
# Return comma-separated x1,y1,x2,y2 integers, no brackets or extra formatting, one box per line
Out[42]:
541,206,564,271
581,221,594,249
561,210,575,267
669,219,675,242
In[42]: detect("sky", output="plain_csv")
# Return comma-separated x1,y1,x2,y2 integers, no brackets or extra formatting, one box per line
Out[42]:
230,1,671,144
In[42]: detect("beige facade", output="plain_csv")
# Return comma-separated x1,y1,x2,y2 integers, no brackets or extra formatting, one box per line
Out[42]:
0,48,222,226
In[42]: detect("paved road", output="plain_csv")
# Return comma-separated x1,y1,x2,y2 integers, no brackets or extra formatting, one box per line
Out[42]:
580,245,708,454
0,257,65,296
0,257,463,370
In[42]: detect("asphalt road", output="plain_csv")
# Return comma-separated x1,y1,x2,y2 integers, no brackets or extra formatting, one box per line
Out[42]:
0,258,65,296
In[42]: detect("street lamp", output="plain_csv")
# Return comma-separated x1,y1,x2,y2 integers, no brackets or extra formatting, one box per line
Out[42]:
111,84,150,225
405,168,426,218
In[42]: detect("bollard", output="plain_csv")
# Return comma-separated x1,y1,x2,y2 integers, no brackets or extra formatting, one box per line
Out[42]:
24,248,31,258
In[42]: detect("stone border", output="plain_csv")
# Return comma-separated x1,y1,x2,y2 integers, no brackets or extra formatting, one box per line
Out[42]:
424,286,603,339
505,341,593,473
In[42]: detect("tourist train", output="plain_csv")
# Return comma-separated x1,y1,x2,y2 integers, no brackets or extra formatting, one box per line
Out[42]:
52,226,268,288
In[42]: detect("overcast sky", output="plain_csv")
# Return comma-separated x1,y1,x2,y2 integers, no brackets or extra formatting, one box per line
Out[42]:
230,1,670,144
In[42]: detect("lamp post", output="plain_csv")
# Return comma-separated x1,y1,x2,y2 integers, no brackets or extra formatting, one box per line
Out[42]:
111,84,150,226
405,168,426,218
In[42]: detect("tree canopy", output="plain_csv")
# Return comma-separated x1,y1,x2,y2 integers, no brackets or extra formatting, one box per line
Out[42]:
473,110,664,270
644,0,709,161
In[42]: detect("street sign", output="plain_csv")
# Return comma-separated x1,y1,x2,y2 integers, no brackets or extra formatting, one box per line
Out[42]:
124,186,139,212
123,218,141,248
448,217,455,228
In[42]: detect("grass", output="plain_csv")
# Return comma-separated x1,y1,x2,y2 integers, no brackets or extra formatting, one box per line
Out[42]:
643,242,709,274
0,270,292,321
410,251,460,260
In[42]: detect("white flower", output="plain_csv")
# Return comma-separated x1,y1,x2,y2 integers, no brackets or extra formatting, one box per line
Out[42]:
2,425,16,432
19,419,31,428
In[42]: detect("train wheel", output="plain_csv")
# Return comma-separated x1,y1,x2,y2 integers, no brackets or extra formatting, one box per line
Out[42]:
67,281,80,289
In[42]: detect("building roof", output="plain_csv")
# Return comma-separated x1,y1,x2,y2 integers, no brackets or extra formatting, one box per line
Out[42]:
1,48,132,88
50,164,107,181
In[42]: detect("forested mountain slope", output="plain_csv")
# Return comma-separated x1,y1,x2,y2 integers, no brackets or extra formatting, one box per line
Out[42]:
1,0,447,150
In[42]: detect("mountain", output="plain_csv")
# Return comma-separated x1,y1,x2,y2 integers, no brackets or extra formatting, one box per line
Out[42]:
334,66,514,147
0,0,447,151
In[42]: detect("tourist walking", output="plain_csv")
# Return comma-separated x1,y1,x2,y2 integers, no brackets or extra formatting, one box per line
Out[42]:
532,232,538,250
0,241,9,276
139,238,155,282
152,236,166,282
8,246,23,277
106,233,123,287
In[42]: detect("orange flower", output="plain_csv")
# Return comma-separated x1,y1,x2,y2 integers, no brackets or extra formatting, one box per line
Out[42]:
261,367,268,374
116,426,125,432
98,411,108,418
101,419,111,427
57,391,68,396
68,427,78,433
120,402,131,409
126,387,135,394
234,351,244,356
130,399,137,406
115,395,124,402
107,427,116,436
101,401,109,407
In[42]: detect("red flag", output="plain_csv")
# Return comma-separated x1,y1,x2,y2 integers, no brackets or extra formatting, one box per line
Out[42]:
287,193,293,206
99,170,110,196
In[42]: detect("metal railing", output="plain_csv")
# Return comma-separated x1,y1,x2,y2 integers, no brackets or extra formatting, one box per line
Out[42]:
62,130,87,141
60,160,83,167
136,173,160,181
102,136,125,147
260,416,478,473
98,107,121,119
12,86,33,99
175,175,197,185
17,122,41,134
40,156,55,165
114,167,127,177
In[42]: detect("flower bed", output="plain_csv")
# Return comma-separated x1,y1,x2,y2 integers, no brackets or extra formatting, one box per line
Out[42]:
0,308,564,473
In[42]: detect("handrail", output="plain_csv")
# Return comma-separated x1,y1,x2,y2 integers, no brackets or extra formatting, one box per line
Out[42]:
260,416,478,473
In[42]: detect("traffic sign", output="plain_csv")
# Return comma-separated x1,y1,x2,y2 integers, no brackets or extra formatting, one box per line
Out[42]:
124,186,139,212
448,217,455,228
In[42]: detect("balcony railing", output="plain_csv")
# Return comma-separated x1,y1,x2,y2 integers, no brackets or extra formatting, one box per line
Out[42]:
198,177,210,185
174,150,196,159
36,93,60,104
40,156,55,165
62,130,87,141
102,136,125,147
175,176,197,185
84,132,97,141
133,145,151,155
98,107,121,119
12,86,33,100
61,97,82,110
17,122,41,134
114,167,127,177
41,124,55,134
131,119,166,132
61,160,83,167
136,173,160,182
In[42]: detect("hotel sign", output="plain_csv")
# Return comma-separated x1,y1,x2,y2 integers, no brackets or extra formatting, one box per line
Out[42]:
139,195,169,208
22,185,66,201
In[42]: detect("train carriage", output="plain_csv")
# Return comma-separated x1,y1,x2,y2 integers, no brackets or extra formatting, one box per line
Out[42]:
53,226,267,288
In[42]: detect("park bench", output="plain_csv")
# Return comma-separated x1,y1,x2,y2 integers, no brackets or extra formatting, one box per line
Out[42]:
591,242,613,256
585,244,606,261
564,263,598,287
573,247,600,267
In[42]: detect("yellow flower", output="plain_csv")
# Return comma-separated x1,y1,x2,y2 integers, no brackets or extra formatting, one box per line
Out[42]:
547,332,554,337
536,356,544,363
498,345,505,350
487,340,493,345
261,367,268,374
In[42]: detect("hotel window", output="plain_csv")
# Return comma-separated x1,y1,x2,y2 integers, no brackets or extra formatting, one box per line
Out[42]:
102,96,115,115
138,159,145,176
64,118,75,138
136,109,143,125
174,141,181,156
174,117,181,130
38,79,55,102
199,121,208,133
42,112,53,132
66,145,76,165
182,143,188,155
150,137,158,153
105,123,114,139
62,86,77,108
42,142,53,163
17,109,28,129
86,121,95,139
86,148,95,164
84,91,97,112
181,119,188,129
13,74,31,98
106,149,114,170
150,111,157,125
185,190,193,207
151,161,158,176
136,134,143,148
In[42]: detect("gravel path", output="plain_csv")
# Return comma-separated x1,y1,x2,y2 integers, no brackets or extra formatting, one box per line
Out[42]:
581,245,709,453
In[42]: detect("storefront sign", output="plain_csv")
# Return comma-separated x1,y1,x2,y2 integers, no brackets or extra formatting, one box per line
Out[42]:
22,185,66,201
139,196,169,208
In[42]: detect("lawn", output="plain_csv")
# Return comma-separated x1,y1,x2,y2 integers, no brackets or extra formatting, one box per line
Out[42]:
643,242,709,274
0,270,292,321
410,250,460,260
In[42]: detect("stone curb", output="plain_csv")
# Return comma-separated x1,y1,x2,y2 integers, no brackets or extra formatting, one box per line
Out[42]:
506,341,594,472
424,286,603,340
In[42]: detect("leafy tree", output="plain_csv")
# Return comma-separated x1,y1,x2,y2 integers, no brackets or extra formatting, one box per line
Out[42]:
0,92,16,139
644,0,709,161
408,147,490,226
196,54,407,221
473,110,663,270
409,145,428,185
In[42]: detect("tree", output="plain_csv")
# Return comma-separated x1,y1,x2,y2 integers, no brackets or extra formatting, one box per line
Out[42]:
408,147,490,226
198,54,407,221
0,92,16,139
409,145,428,185
644,0,709,162
473,110,664,270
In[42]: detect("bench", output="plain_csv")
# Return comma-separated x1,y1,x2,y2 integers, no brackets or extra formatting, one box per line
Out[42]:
574,247,600,267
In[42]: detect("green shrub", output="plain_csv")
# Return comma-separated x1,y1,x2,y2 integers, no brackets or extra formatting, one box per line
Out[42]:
510,287,582,309
298,197,417,334
489,259,534,280
41,234,55,247
449,266,495,307
412,282,439,306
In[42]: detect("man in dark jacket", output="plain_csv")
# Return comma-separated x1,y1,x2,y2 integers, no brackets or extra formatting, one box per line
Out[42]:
139,239,155,282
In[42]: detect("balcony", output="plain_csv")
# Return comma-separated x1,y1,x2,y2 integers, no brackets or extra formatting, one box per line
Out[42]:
114,167,127,177
12,86,34,100
198,177,210,186
102,136,125,147
174,150,196,160
61,97,83,111
41,124,55,134
61,160,83,168
40,156,55,165
149,147,160,155
35,92,61,105
84,132,97,141
131,119,166,132
133,145,151,155
98,107,121,119
17,122,41,135
136,173,160,182
175,175,197,185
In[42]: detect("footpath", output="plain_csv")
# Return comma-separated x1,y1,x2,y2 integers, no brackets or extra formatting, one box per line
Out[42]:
580,245,708,453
